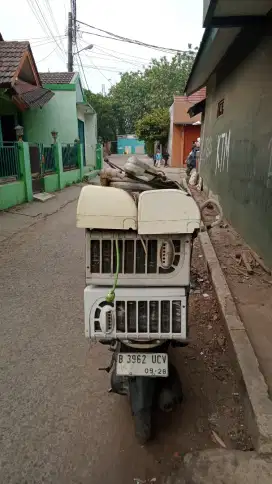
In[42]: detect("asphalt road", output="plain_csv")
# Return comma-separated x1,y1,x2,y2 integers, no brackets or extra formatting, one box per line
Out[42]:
0,193,251,484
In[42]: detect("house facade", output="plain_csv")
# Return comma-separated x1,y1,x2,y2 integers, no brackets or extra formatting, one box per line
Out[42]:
24,72,97,171
0,35,97,210
186,0,272,267
0,38,54,145
168,89,205,167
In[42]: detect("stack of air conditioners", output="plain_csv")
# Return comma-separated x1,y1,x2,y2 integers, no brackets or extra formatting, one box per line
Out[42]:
77,184,201,344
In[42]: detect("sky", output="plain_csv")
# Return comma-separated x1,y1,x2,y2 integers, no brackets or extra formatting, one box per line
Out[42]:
1,0,204,94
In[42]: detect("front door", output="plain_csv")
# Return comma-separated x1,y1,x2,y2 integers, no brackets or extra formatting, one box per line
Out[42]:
78,120,86,165
1,115,16,142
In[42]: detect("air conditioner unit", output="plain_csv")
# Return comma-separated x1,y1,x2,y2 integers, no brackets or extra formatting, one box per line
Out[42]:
85,230,192,286
84,285,187,341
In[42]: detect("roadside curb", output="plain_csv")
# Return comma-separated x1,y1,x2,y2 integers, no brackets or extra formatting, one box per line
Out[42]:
199,229,272,454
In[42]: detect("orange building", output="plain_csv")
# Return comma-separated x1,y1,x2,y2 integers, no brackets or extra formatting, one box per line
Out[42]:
169,88,206,167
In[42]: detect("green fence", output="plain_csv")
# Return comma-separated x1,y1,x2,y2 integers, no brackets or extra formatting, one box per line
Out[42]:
96,144,103,170
0,142,21,180
0,141,86,210
62,144,78,170
43,145,55,173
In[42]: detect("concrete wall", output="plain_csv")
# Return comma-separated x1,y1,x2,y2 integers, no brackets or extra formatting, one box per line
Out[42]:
44,173,59,193
200,34,272,266
23,90,78,145
85,113,96,168
171,125,183,168
0,181,26,210
62,168,81,186
76,105,97,168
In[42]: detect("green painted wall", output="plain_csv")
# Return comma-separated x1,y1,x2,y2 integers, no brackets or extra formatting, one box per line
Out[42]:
85,113,97,168
62,168,81,186
76,105,96,168
200,34,272,267
44,173,59,192
75,76,84,103
23,90,78,145
0,181,26,210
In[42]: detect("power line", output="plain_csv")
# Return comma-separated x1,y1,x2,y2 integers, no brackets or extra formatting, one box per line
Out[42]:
31,38,66,48
81,55,113,86
75,39,91,90
33,0,66,58
93,44,151,62
80,30,132,44
42,0,66,52
36,46,58,62
10,35,56,41
80,37,151,61
26,0,66,61
76,39,113,87
83,49,145,69
77,20,185,54
93,46,146,68
82,64,126,73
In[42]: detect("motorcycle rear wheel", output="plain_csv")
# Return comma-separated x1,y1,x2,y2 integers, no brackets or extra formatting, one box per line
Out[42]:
134,408,152,445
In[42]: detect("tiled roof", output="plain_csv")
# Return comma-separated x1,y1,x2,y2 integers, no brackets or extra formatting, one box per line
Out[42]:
13,80,54,108
174,87,206,104
39,72,75,84
0,41,29,86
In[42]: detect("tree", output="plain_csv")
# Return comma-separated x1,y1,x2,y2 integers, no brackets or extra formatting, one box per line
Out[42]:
109,46,197,134
85,91,117,142
109,71,148,134
135,108,170,155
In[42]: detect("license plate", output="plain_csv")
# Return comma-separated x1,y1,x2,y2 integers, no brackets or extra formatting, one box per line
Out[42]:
116,353,168,377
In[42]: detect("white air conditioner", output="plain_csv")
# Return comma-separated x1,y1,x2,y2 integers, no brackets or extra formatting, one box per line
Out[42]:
84,285,187,341
77,185,137,230
85,230,192,286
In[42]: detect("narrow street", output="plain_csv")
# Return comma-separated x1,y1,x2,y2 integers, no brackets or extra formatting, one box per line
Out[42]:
0,187,251,484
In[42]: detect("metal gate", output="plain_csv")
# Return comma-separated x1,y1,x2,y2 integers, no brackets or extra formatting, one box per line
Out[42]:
29,144,44,193
29,144,55,193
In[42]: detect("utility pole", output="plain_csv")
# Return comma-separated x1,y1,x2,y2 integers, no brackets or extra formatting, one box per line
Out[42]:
67,11,73,72
68,1,77,72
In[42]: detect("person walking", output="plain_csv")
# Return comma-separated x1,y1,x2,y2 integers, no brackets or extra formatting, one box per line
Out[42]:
155,149,162,167
186,141,198,178
163,151,169,167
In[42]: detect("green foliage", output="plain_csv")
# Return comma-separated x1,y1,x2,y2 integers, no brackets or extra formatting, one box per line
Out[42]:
85,91,118,142
109,47,197,134
85,45,197,141
135,108,170,146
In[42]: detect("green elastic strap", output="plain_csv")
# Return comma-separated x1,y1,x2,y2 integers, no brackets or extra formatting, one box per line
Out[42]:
106,238,120,303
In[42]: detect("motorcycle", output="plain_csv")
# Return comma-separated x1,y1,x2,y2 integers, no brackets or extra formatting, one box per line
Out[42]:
98,340,185,443
77,156,221,443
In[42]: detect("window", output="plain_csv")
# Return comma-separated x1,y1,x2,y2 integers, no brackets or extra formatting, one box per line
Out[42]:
217,99,224,117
